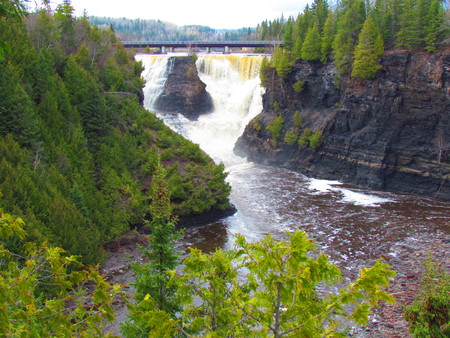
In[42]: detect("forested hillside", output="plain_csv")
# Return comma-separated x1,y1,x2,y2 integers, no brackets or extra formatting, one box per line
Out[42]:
257,0,449,77
88,16,255,42
0,1,231,264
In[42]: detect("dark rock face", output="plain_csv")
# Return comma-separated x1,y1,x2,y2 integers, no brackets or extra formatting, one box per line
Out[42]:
155,56,213,118
235,51,450,201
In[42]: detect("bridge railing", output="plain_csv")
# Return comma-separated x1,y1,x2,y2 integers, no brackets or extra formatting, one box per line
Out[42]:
121,40,283,46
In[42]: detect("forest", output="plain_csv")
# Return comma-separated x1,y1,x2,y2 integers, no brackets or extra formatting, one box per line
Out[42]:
257,0,449,79
0,0,231,265
1,0,449,336
88,16,256,42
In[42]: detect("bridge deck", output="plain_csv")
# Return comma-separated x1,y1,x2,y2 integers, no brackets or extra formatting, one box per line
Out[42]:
122,40,282,48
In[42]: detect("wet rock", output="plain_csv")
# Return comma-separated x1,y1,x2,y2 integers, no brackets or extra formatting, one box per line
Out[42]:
155,56,213,118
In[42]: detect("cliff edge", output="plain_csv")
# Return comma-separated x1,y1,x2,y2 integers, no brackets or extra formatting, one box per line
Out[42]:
235,50,450,201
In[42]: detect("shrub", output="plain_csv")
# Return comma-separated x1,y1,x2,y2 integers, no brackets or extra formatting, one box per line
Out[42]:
266,115,284,147
293,80,305,93
284,129,299,145
293,110,303,128
298,128,312,148
404,257,450,337
309,131,324,149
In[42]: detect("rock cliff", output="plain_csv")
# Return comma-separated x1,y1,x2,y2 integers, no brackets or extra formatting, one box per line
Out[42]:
235,50,450,201
155,56,213,118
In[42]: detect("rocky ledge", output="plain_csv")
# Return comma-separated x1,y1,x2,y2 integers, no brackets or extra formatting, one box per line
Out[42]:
235,50,450,201
155,56,213,118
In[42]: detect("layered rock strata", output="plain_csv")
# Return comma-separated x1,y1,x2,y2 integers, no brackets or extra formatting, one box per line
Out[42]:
235,50,450,201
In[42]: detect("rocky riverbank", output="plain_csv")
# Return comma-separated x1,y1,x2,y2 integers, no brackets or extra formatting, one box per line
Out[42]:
100,227,449,336
355,229,450,337
236,50,450,201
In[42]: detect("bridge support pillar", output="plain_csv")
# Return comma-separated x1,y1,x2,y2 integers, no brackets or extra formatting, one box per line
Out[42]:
206,47,210,53
161,46,166,54
224,46,229,53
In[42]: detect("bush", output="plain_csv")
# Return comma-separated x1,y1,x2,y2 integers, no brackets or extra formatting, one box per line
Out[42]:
293,110,303,128
298,128,312,148
266,115,284,147
404,257,450,337
284,129,298,145
309,131,324,149
293,80,305,93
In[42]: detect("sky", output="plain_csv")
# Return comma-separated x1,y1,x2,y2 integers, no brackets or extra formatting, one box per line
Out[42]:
37,0,312,29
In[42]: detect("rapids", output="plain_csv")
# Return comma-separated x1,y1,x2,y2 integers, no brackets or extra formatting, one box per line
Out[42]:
136,53,450,280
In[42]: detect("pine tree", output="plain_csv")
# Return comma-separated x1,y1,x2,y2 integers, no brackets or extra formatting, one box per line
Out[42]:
302,22,322,61
352,17,384,79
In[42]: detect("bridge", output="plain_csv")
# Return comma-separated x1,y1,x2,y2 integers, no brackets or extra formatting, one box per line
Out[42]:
122,40,282,53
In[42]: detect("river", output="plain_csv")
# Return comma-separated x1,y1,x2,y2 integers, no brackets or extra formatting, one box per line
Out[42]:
98,53,450,335
136,53,450,278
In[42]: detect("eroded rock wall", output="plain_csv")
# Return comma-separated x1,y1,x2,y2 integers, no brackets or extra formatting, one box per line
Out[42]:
235,50,450,201
155,56,213,117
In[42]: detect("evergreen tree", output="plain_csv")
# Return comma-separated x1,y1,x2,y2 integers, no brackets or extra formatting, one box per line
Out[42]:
321,12,335,63
126,231,396,336
396,0,421,50
333,0,366,73
423,0,444,52
301,22,322,61
352,17,384,79
124,160,182,337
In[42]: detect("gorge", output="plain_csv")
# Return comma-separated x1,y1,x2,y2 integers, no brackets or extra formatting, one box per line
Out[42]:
136,53,450,267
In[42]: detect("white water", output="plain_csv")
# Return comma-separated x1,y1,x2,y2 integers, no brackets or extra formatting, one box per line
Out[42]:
137,53,450,267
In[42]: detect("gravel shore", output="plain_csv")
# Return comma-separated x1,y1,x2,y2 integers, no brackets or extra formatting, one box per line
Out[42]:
356,230,450,337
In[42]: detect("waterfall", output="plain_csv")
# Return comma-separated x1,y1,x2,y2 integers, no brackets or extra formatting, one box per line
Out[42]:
136,55,173,109
137,53,266,167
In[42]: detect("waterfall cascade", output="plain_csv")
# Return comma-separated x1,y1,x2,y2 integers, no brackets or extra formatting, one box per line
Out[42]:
137,53,267,166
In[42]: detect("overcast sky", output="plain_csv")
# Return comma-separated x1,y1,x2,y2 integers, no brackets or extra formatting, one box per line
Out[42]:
36,0,311,29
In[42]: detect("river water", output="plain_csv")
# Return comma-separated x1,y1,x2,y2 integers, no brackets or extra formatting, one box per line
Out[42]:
136,53,450,281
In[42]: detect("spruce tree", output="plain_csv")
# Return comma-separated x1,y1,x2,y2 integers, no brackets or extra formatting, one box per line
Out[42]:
423,0,444,52
321,13,335,63
126,160,182,330
396,0,421,50
302,22,322,61
333,0,366,73
352,17,384,79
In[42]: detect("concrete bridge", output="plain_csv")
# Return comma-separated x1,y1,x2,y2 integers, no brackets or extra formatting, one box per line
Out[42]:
122,40,282,53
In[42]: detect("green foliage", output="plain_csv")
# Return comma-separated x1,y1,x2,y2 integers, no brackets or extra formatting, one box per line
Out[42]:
259,56,270,86
0,8,232,265
352,17,384,79
404,257,450,337
252,115,262,131
301,23,322,61
0,207,121,336
294,110,303,127
423,0,444,52
293,80,305,93
272,46,292,80
299,128,313,148
333,0,366,74
266,115,284,147
298,128,324,150
124,161,183,338
284,128,299,145
126,230,396,336
310,130,324,149
273,100,280,112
